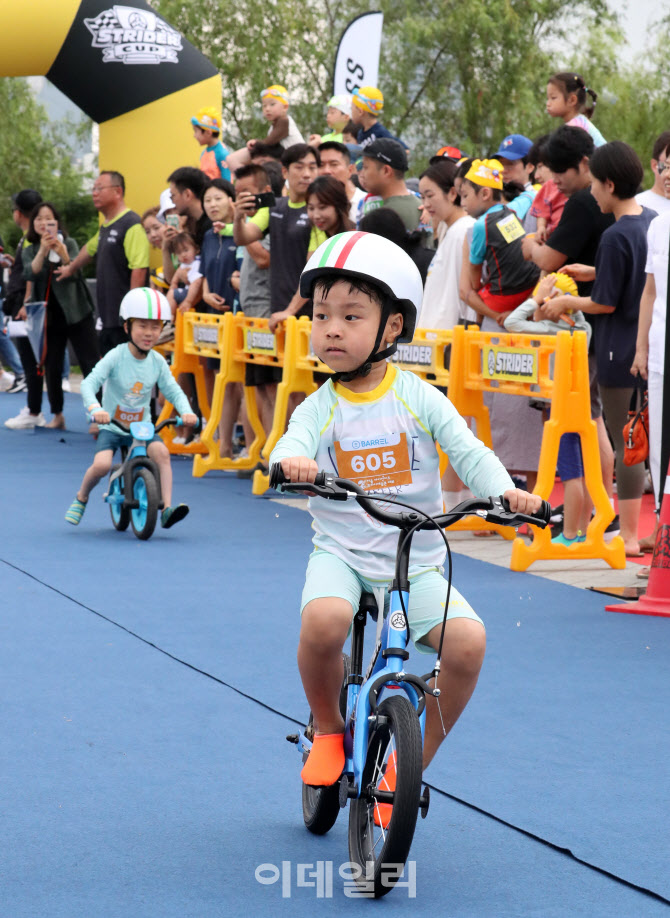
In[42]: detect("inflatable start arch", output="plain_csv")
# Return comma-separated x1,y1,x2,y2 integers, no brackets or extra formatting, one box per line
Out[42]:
0,0,221,217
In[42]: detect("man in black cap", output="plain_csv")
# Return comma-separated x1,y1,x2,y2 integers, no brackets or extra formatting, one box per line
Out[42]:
358,138,424,238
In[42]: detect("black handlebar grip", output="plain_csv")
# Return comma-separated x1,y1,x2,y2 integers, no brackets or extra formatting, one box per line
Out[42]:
269,463,286,488
536,499,552,525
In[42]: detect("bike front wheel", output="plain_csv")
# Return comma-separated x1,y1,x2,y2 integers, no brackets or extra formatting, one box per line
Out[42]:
302,653,350,835
348,694,422,898
130,468,159,540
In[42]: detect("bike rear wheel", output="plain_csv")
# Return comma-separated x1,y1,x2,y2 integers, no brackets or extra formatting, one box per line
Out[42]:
108,466,129,531
302,653,350,835
348,694,422,898
130,468,159,540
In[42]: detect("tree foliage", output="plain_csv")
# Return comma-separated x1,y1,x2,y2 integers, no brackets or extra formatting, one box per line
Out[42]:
151,0,670,177
0,79,96,252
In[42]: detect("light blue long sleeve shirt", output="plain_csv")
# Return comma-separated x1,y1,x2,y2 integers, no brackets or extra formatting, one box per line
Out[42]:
80,343,192,432
271,365,514,579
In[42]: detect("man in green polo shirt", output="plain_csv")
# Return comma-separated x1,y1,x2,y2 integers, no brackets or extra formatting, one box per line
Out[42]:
57,171,150,354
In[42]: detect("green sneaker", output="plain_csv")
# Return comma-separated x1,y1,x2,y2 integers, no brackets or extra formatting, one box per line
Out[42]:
551,531,585,547
65,497,87,526
161,504,190,529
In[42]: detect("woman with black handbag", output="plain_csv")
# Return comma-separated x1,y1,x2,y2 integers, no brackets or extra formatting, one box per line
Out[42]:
6,202,100,430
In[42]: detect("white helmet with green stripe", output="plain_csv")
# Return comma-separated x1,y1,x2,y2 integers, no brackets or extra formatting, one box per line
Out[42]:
300,231,423,343
120,287,172,322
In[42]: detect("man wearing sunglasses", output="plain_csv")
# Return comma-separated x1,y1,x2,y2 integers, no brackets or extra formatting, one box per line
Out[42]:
57,172,149,354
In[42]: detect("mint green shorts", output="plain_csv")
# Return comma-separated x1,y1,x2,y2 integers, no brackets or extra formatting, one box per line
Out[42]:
300,549,483,654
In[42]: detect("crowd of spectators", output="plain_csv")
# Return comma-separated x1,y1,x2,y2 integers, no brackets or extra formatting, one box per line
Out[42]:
1,75,667,566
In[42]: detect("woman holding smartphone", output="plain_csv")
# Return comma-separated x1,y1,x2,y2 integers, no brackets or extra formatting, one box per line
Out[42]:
6,202,100,431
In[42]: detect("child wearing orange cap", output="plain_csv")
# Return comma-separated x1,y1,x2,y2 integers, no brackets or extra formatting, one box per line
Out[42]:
191,107,231,181
227,84,305,173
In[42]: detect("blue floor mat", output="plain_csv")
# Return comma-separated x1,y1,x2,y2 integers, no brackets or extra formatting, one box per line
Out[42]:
1,392,669,914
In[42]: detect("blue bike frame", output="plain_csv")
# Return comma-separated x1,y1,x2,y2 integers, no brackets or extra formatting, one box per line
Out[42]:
104,421,163,511
345,588,426,797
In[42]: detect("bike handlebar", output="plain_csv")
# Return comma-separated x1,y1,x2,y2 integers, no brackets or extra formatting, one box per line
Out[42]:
269,463,551,531
93,416,200,433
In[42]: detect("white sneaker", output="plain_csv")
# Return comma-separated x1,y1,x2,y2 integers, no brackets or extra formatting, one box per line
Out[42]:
172,435,186,445
0,371,15,392
5,408,46,429
61,378,71,392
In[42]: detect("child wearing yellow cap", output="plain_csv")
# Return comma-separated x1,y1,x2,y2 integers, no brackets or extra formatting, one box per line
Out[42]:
190,107,231,181
351,85,403,151
459,158,540,321
227,84,305,173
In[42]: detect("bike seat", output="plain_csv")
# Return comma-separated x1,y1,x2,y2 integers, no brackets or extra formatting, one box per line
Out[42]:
358,591,379,621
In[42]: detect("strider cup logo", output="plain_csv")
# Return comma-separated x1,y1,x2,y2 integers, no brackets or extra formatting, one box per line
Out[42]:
84,6,183,65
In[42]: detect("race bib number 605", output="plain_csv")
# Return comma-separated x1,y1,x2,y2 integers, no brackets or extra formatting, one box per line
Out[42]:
334,433,412,491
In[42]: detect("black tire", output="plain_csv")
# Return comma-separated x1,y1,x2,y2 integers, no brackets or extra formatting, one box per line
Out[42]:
348,694,423,898
108,465,130,531
130,468,159,540
302,653,351,835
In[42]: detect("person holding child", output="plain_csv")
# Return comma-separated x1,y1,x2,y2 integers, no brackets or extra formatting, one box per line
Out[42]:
539,141,656,556
166,232,202,316
269,230,541,788
527,135,567,243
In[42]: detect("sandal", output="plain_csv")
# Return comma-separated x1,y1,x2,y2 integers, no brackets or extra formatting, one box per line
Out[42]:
65,497,87,526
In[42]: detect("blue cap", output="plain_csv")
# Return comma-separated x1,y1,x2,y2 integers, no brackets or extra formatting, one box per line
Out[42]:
493,134,533,161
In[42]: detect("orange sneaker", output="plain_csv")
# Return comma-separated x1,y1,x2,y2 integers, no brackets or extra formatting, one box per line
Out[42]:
373,751,396,828
301,733,345,786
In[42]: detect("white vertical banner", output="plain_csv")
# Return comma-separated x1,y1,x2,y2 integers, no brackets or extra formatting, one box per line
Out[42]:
333,11,384,96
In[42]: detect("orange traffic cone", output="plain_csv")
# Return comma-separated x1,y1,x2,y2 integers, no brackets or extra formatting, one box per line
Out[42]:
607,461,670,617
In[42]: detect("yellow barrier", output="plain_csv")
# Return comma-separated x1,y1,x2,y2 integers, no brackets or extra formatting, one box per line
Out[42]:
448,325,625,570
391,327,452,385
156,311,209,455
192,314,286,476
251,316,332,494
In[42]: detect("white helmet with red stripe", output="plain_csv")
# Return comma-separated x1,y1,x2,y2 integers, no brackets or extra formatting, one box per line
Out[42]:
120,287,172,322
300,231,423,343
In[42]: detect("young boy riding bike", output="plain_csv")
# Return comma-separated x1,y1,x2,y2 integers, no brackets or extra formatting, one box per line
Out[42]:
65,287,197,529
270,231,541,791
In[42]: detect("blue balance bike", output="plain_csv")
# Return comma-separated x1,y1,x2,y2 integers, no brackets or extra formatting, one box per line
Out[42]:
103,416,193,541
271,464,550,898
